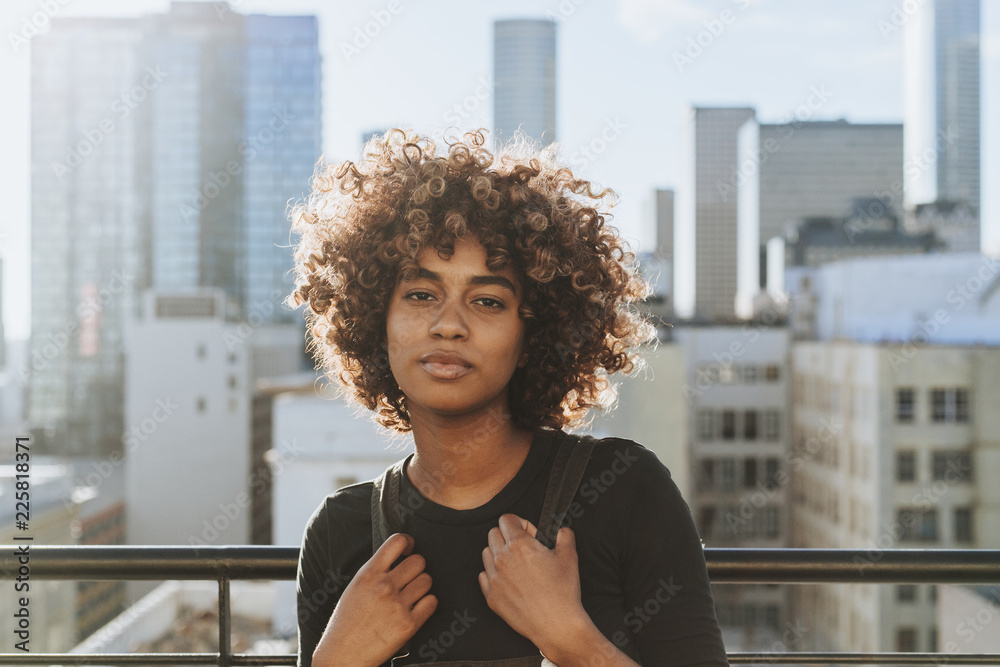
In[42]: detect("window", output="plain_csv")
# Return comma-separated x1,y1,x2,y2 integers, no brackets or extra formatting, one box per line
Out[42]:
196,343,207,360
932,451,973,482
743,410,758,440
955,389,969,422
898,508,938,542
765,364,780,382
719,365,739,384
743,458,758,488
896,585,917,603
896,450,916,482
764,507,780,538
697,410,715,441
765,457,780,490
228,375,237,389
698,459,715,491
721,410,736,440
721,459,736,491
931,388,971,423
763,410,780,440
954,507,973,542
896,388,915,423
742,365,758,384
196,397,206,413
896,627,917,652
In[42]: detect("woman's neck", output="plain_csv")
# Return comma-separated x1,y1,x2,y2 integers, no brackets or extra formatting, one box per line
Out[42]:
405,404,534,510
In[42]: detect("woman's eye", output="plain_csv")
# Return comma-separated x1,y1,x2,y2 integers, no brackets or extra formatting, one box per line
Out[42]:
405,290,435,302
474,297,504,309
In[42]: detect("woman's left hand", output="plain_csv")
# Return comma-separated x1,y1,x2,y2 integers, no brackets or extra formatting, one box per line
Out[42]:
478,513,588,654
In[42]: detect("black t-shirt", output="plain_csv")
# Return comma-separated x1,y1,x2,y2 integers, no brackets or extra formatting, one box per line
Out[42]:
296,429,729,666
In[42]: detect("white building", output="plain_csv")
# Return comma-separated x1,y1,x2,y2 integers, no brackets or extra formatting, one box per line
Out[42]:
785,253,1000,344
791,341,1000,652
124,291,251,547
675,325,792,638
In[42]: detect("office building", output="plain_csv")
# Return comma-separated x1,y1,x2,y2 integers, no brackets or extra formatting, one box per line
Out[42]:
28,2,321,457
493,19,557,146
736,120,904,315
675,106,755,320
903,0,980,250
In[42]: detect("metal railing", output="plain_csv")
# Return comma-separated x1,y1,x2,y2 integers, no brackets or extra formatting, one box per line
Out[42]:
2,546,999,665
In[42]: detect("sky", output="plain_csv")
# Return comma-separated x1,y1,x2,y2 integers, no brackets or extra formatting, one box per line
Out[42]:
1,0,997,342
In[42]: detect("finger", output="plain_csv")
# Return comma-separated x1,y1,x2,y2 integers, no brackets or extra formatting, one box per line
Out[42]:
523,519,538,539
410,593,438,627
487,525,505,554
400,571,433,608
497,513,530,543
481,545,497,578
370,533,415,572
477,570,491,598
388,552,428,589
554,526,577,554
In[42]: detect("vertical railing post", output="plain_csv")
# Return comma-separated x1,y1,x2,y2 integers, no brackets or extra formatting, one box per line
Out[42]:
219,576,232,667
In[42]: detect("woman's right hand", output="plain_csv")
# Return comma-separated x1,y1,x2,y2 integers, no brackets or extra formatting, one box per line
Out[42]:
312,533,437,667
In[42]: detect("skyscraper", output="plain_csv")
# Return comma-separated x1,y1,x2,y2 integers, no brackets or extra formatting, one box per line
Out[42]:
675,106,755,321
493,19,557,147
903,0,980,249
28,2,321,457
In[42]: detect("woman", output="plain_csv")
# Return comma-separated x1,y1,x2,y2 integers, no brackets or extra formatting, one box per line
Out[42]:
288,128,728,666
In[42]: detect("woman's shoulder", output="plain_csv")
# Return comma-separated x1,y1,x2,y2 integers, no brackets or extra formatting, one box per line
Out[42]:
302,479,376,540
563,432,672,482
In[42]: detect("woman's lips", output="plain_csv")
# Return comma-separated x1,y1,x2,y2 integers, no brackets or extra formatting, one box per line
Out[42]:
419,351,472,380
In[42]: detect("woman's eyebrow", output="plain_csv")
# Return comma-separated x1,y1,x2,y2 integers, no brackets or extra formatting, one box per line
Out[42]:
415,267,517,295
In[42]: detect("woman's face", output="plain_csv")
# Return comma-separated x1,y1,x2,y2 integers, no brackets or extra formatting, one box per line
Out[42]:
386,236,526,422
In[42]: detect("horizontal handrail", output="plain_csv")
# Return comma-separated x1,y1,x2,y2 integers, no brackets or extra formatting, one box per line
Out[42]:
4,545,1000,582
2,546,999,666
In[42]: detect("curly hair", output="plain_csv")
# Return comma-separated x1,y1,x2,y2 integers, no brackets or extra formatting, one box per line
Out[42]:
287,128,654,432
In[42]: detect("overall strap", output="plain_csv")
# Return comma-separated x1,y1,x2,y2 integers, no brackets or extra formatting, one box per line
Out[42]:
371,458,407,553
535,434,595,549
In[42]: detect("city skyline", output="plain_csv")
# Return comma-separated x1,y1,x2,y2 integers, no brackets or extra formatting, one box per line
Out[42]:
2,0,999,341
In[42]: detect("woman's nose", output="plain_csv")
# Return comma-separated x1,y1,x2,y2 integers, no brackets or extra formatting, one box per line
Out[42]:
428,299,469,339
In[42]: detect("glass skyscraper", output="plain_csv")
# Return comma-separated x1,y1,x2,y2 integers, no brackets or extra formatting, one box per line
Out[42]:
904,0,980,211
29,2,321,456
493,19,557,147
